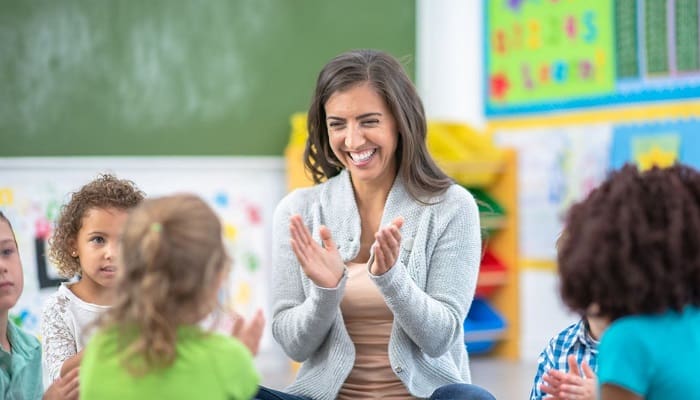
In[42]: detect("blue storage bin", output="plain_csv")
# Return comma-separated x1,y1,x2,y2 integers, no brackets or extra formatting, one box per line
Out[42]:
463,299,506,355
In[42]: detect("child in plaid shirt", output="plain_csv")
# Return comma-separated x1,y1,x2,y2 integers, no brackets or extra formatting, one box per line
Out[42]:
530,313,607,400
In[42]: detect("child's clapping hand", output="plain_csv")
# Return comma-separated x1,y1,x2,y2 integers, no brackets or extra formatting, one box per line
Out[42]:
43,368,79,400
232,309,265,356
540,355,597,400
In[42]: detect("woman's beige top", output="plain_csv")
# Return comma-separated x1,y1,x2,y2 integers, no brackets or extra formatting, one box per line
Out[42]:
338,262,414,400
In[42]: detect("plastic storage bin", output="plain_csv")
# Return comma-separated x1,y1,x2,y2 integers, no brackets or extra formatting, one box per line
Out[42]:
475,249,508,298
464,298,506,354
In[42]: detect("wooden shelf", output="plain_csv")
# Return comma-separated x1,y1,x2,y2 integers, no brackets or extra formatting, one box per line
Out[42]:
485,149,520,359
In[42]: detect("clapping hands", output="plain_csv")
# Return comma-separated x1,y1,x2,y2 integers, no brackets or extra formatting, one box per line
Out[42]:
289,214,405,281
289,214,345,288
43,367,79,400
231,309,265,356
370,217,404,276
541,355,597,400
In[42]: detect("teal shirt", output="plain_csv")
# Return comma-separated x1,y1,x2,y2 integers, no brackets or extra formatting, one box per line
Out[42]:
80,325,259,400
0,321,43,400
598,306,700,399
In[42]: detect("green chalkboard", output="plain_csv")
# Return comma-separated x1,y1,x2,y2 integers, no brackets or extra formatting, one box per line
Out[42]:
0,1,415,156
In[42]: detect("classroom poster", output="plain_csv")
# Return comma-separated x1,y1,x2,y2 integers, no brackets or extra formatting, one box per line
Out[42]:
494,126,612,260
0,157,286,344
486,0,700,115
611,119,700,170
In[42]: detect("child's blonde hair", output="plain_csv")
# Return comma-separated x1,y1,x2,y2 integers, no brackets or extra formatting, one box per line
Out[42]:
49,174,144,278
100,193,230,375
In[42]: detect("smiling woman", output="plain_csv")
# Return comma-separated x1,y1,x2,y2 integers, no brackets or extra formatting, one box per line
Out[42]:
325,83,399,200
256,49,496,400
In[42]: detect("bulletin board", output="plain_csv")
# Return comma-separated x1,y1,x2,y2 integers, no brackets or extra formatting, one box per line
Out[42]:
493,125,612,261
491,105,700,264
610,118,700,169
491,108,700,360
485,0,700,116
0,157,285,345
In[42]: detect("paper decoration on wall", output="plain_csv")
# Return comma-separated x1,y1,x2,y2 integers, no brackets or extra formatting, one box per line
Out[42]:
632,134,680,170
611,119,700,170
486,0,700,115
0,157,285,340
0,188,13,206
235,282,252,305
494,125,612,260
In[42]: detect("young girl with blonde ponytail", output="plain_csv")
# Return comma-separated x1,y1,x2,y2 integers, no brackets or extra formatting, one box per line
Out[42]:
80,194,264,400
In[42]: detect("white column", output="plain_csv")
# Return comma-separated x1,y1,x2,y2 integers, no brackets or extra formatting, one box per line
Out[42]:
416,0,485,128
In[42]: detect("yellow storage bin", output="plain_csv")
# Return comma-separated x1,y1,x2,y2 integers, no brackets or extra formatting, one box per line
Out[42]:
285,113,314,191
427,122,505,187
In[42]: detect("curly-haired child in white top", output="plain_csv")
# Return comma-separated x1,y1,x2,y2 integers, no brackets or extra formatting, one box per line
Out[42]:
41,174,144,384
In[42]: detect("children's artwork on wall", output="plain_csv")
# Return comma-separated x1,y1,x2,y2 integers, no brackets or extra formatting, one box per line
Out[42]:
490,111,700,360
485,0,700,116
611,119,700,170
0,157,285,347
494,126,612,260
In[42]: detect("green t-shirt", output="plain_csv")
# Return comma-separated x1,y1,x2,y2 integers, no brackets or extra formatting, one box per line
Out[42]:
0,321,43,400
81,325,259,400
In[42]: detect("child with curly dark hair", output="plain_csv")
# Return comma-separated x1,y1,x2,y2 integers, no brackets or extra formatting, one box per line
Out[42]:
41,174,144,386
558,163,700,400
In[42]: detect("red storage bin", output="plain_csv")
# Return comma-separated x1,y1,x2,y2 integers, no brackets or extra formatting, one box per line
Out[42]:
475,249,507,298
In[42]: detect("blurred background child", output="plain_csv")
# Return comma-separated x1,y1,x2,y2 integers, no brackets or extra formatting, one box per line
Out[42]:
530,233,607,400
80,194,263,400
558,164,700,400
530,314,605,400
0,211,43,399
1,211,80,400
41,174,144,384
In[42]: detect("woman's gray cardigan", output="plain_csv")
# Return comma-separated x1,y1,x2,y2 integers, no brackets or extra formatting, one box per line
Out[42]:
271,170,482,399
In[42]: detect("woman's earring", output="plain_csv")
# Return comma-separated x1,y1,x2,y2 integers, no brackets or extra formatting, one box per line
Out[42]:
71,251,78,258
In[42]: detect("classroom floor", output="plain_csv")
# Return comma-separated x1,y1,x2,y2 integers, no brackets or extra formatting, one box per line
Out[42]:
258,349,537,399
470,357,537,399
